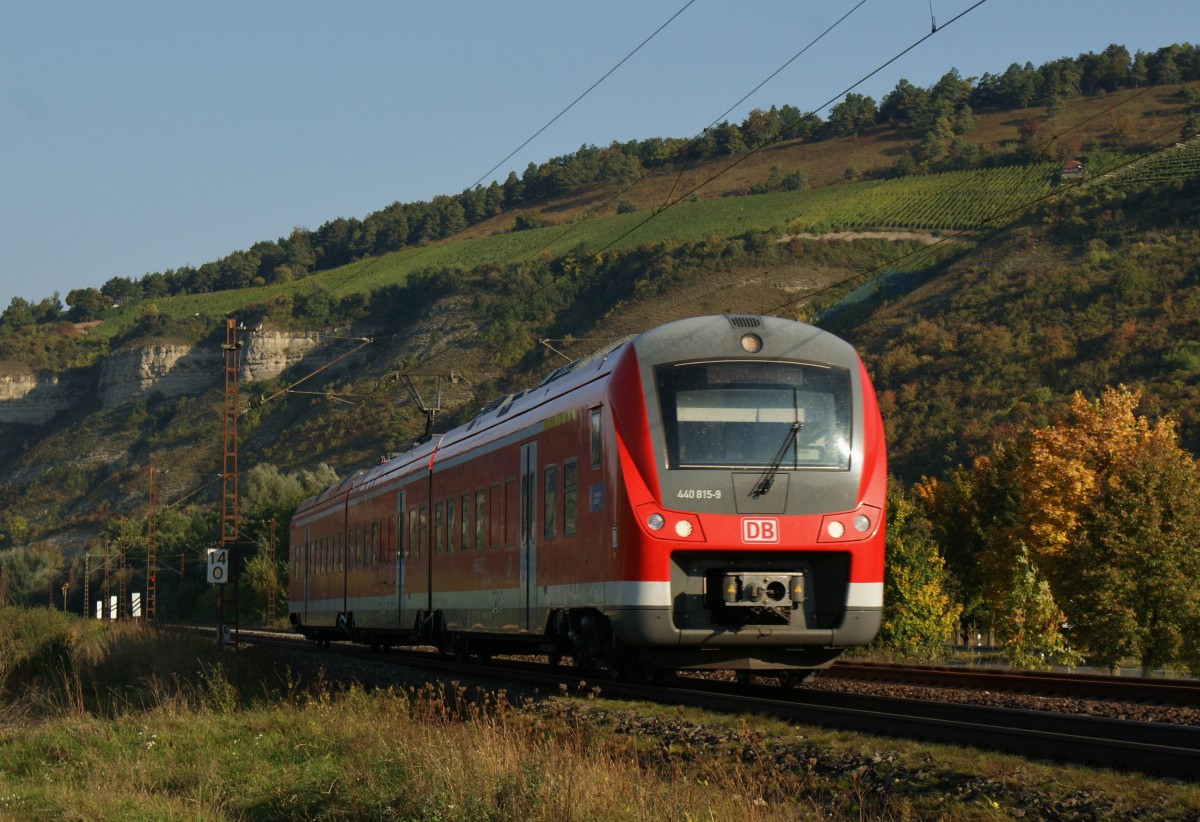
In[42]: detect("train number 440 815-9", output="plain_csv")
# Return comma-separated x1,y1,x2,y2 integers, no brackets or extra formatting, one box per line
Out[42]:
677,489,722,500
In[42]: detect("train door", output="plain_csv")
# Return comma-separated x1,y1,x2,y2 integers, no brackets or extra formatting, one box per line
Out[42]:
395,490,406,623
520,441,537,631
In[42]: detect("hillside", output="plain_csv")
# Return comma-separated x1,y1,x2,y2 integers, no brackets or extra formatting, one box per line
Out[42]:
0,72,1198,610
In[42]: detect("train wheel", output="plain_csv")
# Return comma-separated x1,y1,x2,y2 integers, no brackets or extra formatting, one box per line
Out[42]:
615,654,672,685
777,671,813,688
735,670,754,685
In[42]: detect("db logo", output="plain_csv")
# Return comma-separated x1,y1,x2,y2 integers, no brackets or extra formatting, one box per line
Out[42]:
741,518,780,543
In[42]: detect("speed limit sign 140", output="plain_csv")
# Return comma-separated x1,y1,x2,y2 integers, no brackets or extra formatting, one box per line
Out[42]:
206,548,229,584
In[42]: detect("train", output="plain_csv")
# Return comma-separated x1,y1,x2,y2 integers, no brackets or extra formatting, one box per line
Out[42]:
288,314,887,683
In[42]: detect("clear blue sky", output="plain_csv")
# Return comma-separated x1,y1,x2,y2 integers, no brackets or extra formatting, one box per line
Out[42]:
1,0,1194,306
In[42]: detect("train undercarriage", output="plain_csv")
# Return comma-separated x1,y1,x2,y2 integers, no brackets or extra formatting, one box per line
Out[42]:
291,603,846,686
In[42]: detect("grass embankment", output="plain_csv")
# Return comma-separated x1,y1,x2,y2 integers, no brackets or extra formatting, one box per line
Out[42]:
1,609,1199,820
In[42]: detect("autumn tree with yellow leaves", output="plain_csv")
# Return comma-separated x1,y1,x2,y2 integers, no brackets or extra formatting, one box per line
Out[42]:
920,386,1200,673
1016,387,1200,672
876,480,961,661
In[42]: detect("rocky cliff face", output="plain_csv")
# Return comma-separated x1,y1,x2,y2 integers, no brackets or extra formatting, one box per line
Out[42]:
238,330,325,384
97,344,218,408
0,329,331,423
0,370,85,425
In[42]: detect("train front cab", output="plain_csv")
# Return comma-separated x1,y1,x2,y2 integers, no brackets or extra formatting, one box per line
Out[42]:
603,315,886,675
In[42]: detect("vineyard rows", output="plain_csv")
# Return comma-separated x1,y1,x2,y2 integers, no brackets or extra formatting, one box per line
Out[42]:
1097,138,1200,187
786,164,1061,233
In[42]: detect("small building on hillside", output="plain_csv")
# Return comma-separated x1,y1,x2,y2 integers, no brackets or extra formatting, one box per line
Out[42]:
1060,159,1086,179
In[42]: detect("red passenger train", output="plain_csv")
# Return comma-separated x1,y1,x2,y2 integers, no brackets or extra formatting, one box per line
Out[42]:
289,314,886,681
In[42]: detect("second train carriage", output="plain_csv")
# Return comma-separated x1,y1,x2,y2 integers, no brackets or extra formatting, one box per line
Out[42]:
289,314,887,678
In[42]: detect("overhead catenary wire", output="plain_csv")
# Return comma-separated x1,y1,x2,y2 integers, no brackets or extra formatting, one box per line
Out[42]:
317,2,697,303
466,0,699,193
658,0,872,210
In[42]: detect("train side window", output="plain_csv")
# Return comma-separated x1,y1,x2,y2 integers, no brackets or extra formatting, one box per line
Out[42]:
446,497,456,553
490,483,501,549
475,489,486,550
504,477,519,548
543,465,558,539
395,491,406,560
371,522,379,567
590,408,602,469
409,508,418,558
349,528,358,570
434,502,444,555
564,459,578,537
461,493,471,551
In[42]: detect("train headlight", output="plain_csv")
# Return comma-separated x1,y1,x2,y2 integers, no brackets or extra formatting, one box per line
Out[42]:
740,333,763,353
819,504,880,542
674,519,694,538
646,513,665,531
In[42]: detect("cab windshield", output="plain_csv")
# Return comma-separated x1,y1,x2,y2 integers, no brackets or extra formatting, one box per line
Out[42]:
656,361,851,470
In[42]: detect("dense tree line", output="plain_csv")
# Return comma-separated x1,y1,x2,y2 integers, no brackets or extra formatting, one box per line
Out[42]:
0,463,336,623
1,42,1194,330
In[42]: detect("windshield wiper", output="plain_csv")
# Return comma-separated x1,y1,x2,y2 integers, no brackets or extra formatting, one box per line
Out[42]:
750,421,801,498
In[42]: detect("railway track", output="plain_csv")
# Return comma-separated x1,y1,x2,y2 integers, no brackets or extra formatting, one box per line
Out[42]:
232,628,1200,779
826,660,1200,706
